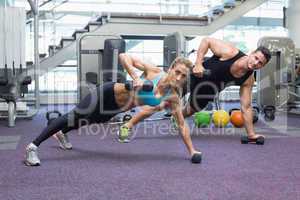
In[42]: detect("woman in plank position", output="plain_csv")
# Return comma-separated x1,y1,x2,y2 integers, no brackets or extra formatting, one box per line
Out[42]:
25,54,202,166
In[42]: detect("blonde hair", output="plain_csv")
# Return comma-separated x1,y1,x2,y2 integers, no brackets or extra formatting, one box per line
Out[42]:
170,57,193,70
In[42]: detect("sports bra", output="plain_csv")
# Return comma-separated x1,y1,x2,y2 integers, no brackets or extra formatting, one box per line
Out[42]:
137,71,171,106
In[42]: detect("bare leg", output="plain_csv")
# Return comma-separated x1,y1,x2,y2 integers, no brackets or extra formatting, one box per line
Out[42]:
182,102,196,118
126,106,157,129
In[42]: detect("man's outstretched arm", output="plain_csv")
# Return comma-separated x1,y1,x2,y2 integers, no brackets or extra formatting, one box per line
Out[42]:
239,75,264,139
194,37,239,77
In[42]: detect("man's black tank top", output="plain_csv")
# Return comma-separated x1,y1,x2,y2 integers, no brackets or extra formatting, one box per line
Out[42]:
190,51,253,95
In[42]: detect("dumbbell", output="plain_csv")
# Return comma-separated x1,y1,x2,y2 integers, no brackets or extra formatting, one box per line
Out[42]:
46,110,62,125
240,135,264,145
252,106,260,124
191,152,202,164
125,80,153,91
191,66,212,77
263,105,275,121
202,69,212,77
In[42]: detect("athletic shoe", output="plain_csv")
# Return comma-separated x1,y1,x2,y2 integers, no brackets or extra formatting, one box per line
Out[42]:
24,143,40,166
54,131,73,150
170,115,179,130
117,125,132,143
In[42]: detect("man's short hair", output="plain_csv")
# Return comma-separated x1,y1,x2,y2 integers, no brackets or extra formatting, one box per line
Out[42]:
255,46,271,64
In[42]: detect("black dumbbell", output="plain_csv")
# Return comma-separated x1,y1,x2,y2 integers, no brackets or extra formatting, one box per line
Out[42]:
263,105,275,121
252,106,260,124
191,152,202,164
241,135,264,145
191,66,212,77
202,69,212,77
122,114,132,122
46,110,62,125
125,80,153,91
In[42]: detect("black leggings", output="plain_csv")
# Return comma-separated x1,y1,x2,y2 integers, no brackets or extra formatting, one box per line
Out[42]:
33,82,121,147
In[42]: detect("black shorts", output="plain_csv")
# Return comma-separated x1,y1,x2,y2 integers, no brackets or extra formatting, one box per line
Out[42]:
188,74,218,111
71,82,122,124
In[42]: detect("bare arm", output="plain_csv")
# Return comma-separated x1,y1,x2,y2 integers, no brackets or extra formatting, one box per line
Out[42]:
124,92,200,156
239,75,262,138
195,37,239,66
119,53,159,80
169,97,197,155
193,37,239,77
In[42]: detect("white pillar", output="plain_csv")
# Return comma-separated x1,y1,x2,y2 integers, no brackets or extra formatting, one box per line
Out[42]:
287,0,300,48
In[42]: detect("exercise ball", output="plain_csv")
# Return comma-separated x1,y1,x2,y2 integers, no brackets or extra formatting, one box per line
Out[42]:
230,110,244,128
212,110,230,127
194,111,211,128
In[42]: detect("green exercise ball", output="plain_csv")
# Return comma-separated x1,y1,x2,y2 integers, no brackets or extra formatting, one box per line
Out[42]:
194,111,211,128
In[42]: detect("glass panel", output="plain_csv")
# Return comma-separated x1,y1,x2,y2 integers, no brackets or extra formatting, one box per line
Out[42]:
18,0,288,95
14,0,287,18
29,67,77,93
125,39,163,79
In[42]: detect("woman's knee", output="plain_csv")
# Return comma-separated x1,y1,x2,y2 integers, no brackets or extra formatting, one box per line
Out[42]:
182,103,195,117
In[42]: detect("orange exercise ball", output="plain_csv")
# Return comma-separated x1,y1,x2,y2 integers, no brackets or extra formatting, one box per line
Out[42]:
230,110,244,128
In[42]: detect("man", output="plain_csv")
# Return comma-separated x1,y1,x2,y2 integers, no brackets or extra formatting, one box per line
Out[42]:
185,37,271,140
124,37,271,143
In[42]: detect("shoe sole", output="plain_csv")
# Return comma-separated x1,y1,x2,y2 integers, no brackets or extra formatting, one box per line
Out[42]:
118,138,130,143
53,134,73,150
24,160,40,167
59,145,73,150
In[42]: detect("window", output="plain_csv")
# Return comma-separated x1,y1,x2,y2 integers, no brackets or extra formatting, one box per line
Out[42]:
125,39,163,79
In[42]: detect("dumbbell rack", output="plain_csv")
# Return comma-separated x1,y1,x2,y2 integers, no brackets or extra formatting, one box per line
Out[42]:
0,62,36,127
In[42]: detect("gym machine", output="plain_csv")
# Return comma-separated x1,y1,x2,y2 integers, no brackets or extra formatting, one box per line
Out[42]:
163,32,191,113
0,6,38,127
163,32,187,68
77,34,126,101
257,36,300,114
0,63,32,127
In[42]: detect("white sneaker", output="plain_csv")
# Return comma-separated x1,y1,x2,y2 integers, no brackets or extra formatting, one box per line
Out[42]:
53,131,73,150
117,125,132,143
24,143,40,166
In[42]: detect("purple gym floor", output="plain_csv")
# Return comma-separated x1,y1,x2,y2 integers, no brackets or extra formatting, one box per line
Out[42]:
0,106,299,200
